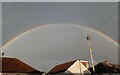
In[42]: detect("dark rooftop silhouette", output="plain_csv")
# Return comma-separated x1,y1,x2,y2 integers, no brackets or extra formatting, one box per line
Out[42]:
89,61,120,73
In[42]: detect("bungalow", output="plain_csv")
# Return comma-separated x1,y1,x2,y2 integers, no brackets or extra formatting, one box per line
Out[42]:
0,57,43,75
89,60,120,74
45,59,91,75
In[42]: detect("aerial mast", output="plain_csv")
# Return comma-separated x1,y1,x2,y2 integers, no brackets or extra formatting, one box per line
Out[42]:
0,47,4,57
87,35,95,73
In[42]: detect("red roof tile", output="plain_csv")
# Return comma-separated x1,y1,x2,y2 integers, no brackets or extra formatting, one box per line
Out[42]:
47,60,77,74
0,57,43,73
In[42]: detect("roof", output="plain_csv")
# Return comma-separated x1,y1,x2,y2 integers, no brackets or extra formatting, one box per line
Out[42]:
0,57,43,73
47,60,77,74
89,62,120,73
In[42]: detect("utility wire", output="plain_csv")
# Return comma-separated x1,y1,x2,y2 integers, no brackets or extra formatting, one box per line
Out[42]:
81,8,118,40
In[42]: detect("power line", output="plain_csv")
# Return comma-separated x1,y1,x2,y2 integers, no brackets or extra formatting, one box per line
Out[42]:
71,8,118,41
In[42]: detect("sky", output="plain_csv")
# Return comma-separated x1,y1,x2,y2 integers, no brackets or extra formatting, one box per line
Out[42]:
1,0,120,2
0,2,2,48
1,2,118,71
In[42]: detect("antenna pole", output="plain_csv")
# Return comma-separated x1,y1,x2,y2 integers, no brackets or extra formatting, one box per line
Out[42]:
87,35,95,74
0,47,4,57
0,49,2,56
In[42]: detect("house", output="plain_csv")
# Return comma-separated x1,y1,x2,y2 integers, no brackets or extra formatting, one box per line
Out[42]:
0,57,43,75
89,61,120,74
45,59,91,75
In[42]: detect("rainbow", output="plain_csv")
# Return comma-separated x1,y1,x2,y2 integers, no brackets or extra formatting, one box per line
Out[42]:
1,24,118,50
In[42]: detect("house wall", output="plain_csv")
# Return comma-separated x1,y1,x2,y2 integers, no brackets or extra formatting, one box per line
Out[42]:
65,60,91,75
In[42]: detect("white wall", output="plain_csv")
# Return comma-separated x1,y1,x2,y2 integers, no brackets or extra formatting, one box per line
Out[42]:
65,60,91,75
